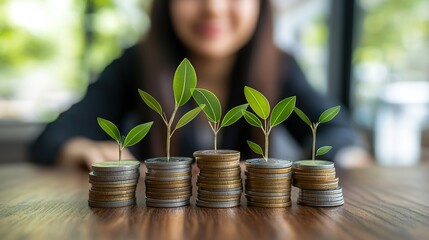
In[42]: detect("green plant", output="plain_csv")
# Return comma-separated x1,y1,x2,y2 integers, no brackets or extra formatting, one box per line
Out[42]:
97,117,153,162
294,106,341,161
193,88,248,150
138,58,204,160
242,86,296,161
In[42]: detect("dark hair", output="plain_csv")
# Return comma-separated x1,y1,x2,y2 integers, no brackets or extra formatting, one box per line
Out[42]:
137,0,281,157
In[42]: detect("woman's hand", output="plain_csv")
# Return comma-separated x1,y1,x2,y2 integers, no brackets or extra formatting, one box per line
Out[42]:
57,137,135,170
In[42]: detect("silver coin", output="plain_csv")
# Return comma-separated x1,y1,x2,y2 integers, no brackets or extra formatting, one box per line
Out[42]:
299,192,343,199
89,172,139,182
293,160,335,170
145,198,190,203
91,160,140,172
299,195,344,202
193,149,240,158
299,187,343,195
146,186,192,193
297,199,344,207
88,198,136,208
145,157,193,167
245,158,292,169
196,199,240,208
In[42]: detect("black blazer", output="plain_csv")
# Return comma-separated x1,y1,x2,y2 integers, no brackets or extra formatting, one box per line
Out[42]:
31,46,360,165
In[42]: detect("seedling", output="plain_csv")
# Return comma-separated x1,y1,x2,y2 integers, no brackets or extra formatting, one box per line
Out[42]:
97,117,153,163
294,105,341,161
138,58,204,160
193,88,248,150
243,86,296,161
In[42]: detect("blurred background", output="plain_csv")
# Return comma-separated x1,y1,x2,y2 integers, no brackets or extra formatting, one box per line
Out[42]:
0,0,428,166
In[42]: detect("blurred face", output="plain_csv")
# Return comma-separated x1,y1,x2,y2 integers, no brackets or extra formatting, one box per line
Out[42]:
170,0,260,60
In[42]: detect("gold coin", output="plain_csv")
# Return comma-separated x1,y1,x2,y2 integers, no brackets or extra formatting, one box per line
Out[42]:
197,179,242,185
146,191,191,197
89,195,135,202
293,177,339,185
145,171,191,177
245,176,291,182
193,150,240,159
197,182,242,189
197,196,241,202
145,194,191,200
197,163,240,169
246,167,291,174
247,201,291,208
246,197,290,204
245,187,291,193
198,175,241,181
292,168,335,174
145,179,191,185
89,189,135,196
245,181,291,188
293,182,339,190
293,174,336,181
91,183,137,188
145,183,191,189
91,186,136,191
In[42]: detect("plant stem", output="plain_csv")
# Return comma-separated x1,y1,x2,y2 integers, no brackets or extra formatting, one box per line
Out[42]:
311,123,319,161
214,132,217,151
264,119,269,161
118,144,122,163
166,106,179,161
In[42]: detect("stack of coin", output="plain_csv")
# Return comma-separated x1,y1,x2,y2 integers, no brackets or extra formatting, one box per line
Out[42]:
145,157,193,208
292,160,344,207
194,150,242,208
245,159,293,208
88,160,140,208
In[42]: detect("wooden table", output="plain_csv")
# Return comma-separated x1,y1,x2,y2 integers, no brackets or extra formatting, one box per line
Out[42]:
0,163,428,240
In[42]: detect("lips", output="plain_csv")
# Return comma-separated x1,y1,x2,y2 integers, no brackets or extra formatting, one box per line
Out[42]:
195,22,225,39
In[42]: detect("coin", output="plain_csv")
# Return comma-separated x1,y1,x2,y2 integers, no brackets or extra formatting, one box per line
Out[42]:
88,199,136,208
146,200,190,208
293,160,334,170
247,201,292,208
92,169,139,177
245,158,292,169
91,160,140,172
297,199,344,207
196,199,240,208
89,172,139,182
245,190,290,197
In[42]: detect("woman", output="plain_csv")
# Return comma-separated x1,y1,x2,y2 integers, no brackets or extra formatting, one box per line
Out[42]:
31,0,371,169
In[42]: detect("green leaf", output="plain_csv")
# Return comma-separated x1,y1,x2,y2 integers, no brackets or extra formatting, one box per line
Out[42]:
318,106,341,123
123,122,153,148
270,96,296,127
173,58,197,107
316,146,333,156
294,107,312,128
192,88,221,123
175,105,204,130
242,110,262,127
138,89,163,116
247,140,263,155
244,86,270,120
221,104,248,128
97,117,120,143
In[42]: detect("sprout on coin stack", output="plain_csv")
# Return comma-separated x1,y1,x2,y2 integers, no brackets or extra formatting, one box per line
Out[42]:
292,106,345,207
192,88,248,208
242,86,296,208
88,118,153,208
138,58,204,208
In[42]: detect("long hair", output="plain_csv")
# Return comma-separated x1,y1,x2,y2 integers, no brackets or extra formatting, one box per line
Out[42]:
137,0,281,158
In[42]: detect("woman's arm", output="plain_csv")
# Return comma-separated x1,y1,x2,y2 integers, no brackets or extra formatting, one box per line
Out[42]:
31,47,139,167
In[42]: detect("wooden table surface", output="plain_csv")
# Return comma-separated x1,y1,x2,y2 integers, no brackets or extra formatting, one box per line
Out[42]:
0,163,428,240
